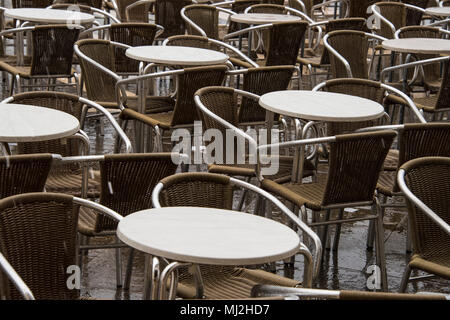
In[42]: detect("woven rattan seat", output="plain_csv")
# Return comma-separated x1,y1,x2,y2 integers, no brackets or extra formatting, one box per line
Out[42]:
152,172,302,299
398,157,450,291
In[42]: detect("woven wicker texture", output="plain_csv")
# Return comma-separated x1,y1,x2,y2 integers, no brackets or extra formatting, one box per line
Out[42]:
402,157,450,279
374,2,406,39
109,23,158,73
0,193,79,299
246,3,285,13
239,66,294,123
183,4,219,39
327,30,369,79
265,21,308,66
154,0,192,39
156,172,301,299
115,0,148,22
76,39,118,104
81,153,178,234
377,123,450,195
348,0,378,19
9,91,101,197
320,78,386,136
12,0,53,8
403,0,428,25
0,154,53,199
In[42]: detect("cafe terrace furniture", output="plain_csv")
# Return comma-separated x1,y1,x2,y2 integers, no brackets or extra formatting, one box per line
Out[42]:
397,156,450,292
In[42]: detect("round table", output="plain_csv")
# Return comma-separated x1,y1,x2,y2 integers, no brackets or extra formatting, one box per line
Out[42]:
117,206,300,299
381,38,450,55
425,6,450,17
4,8,95,24
0,103,80,143
230,13,302,25
259,90,385,122
125,46,229,66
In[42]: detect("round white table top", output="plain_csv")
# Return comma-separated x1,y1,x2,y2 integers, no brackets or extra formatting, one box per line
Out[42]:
382,38,450,55
230,13,302,24
4,8,95,24
117,207,301,265
0,103,80,142
425,6,450,17
125,46,229,66
259,90,385,122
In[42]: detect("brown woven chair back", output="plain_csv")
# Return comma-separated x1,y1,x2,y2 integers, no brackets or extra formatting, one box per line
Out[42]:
374,2,406,39
109,23,158,73
158,172,234,209
0,154,53,199
12,0,53,8
401,157,450,264
246,3,286,14
265,21,308,66
295,0,322,16
76,39,118,104
320,78,386,135
170,65,227,126
262,0,285,4
403,0,428,25
10,92,86,182
183,4,219,39
348,0,378,19
397,26,441,83
165,35,221,51
196,86,240,162
435,61,450,112
322,130,395,206
155,0,192,39
239,65,295,123
73,0,103,9
327,30,369,79
115,0,148,21
228,0,262,34
319,18,366,65
30,25,80,76
0,193,79,299
95,153,178,233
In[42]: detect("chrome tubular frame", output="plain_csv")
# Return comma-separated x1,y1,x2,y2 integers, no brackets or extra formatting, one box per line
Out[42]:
0,252,35,300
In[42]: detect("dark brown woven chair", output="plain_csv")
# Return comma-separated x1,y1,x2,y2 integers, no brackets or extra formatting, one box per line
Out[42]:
0,153,53,199
397,156,450,292
0,192,122,299
195,86,316,183
372,123,450,251
118,65,228,152
149,172,322,298
181,4,222,39
0,25,81,94
348,0,377,19
260,130,397,291
12,0,53,7
154,0,193,40
297,17,366,87
114,0,150,21
72,152,180,288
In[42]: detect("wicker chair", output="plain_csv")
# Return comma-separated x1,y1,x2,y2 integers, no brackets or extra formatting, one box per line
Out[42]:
67,153,180,288
149,172,322,298
118,65,228,152
181,4,226,40
154,0,193,40
0,25,82,94
251,284,449,299
370,123,450,251
324,30,387,79
259,130,397,291
297,17,366,87
224,21,309,67
397,156,450,292
162,34,258,69
1,91,133,198
0,192,122,299
194,86,316,184
12,0,53,7
0,252,34,299
0,153,54,199
113,0,150,22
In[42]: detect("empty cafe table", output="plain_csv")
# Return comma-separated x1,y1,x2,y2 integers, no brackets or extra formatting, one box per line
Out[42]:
230,13,302,25
0,103,80,145
117,207,301,300
125,46,229,66
381,38,450,55
4,8,95,25
425,7,450,17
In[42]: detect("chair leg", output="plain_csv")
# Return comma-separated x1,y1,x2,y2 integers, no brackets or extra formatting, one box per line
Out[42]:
332,208,344,252
406,216,413,253
374,203,388,292
367,194,385,250
115,236,123,288
123,248,135,290
399,265,412,293
320,210,331,252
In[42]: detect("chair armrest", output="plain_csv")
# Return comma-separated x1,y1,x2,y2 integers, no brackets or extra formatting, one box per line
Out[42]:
0,253,34,300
